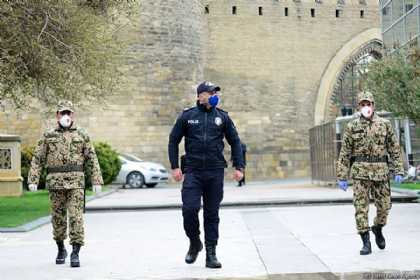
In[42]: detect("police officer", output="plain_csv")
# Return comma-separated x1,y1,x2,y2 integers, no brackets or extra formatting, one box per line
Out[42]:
28,100,103,267
168,81,244,268
336,91,403,255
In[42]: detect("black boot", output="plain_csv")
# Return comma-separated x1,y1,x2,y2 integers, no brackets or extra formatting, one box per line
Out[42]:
185,238,203,264
70,244,81,267
359,231,372,255
371,224,386,249
205,243,222,269
55,241,67,264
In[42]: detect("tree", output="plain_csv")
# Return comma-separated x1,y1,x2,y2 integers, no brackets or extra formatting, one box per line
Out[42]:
0,0,137,109
365,47,420,123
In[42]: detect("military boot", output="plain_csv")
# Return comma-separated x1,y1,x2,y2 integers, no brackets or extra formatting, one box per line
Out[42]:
359,231,372,255
185,238,203,264
70,244,81,267
371,224,386,249
205,243,222,269
55,241,67,264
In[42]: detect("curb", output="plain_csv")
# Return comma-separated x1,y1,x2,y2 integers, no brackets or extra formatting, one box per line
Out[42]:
85,195,419,212
391,187,420,197
0,186,119,233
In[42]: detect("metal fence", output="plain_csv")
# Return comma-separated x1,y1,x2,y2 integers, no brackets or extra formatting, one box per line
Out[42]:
309,121,337,182
310,113,420,183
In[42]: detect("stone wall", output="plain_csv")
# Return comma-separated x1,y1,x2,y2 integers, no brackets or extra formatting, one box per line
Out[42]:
201,0,380,179
0,0,380,181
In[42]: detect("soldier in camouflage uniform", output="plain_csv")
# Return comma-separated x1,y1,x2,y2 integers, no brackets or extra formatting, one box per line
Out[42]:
28,100,103,267
336,91,403,255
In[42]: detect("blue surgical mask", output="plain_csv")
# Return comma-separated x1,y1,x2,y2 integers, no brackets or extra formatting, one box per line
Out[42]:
208,95,219,107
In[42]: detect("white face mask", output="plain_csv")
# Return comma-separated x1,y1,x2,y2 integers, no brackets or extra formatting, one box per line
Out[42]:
361,106,373,118
59,115,72,128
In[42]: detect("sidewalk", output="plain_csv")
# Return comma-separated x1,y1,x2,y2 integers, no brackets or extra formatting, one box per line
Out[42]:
1,179,419,280
86,179,418,211
1,204,420,280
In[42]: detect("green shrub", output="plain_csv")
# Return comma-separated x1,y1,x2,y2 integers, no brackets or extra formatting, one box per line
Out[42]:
21,141,121,189
87,142,121,187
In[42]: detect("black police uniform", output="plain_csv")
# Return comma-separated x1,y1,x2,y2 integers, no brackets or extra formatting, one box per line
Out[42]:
168,102,244,245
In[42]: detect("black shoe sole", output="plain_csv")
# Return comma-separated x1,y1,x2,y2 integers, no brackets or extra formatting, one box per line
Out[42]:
377,244,385,250
185,257,197,264
206,263,222,269
70,262,80,267
360,250,372,255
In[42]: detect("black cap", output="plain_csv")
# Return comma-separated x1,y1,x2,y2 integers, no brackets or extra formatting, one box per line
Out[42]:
196,81,221,95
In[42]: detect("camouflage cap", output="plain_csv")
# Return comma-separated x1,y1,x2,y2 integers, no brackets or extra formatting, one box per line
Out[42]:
57,100,74,112
357,91,374,104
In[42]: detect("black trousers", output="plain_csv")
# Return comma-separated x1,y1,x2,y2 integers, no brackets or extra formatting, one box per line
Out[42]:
238,171,245,186
181,168,224,245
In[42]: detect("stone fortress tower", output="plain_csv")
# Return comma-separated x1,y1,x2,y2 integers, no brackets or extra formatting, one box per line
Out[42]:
0,0,382,180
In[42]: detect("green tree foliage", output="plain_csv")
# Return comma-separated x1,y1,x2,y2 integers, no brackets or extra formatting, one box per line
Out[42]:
365,48,420,123
0,0,137,108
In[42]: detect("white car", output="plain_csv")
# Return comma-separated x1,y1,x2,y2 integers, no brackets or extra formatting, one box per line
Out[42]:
114,154,169,188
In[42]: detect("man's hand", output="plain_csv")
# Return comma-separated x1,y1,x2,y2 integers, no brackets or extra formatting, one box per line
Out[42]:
28,184,38,192
172,168,183,182
93,185,102,193
394,175,403,184
233,170,243,182
337,180,348,191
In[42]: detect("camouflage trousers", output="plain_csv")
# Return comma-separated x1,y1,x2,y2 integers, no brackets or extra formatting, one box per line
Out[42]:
49,189,85,246
353,180,392,233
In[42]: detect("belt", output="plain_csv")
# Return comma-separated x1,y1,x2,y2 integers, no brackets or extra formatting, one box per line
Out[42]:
352,155,388,163
47,165,84,173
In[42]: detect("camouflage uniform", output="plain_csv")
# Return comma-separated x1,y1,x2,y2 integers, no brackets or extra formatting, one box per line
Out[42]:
28,101,103,246
336,93,403,233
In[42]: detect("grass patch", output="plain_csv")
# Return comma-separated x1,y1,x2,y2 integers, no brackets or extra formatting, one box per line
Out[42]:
0,187,110,228
396,183,420,190
0,190,50,228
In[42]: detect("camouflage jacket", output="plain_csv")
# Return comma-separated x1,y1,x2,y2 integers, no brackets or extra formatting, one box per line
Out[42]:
28,126,103,189
336,114,404,181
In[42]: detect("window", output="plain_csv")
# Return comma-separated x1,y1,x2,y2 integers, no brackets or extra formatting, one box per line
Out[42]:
382,4,392,29
205,5,209,14
405,0,415,12
285,7,289,16
232,6,237,15
405,7,419,42
392,0,404,21
336,9,341,18
259,6,263,16
311,8,315,17
383,29,394,50
360,10,364,18
393,19,406,46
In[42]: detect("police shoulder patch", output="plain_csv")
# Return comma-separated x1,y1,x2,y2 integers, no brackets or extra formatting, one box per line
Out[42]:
216,107,228,114
183,106,194,112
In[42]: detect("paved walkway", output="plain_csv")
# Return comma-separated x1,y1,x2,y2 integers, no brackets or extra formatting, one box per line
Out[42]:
1,203,420,280
1,179,419,279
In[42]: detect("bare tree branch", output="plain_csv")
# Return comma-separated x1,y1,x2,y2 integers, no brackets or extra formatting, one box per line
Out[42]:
37,11,49,42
